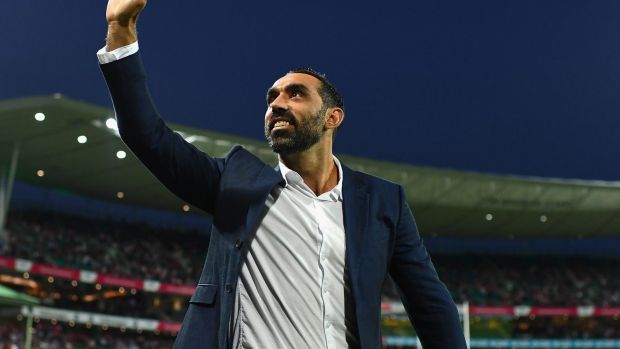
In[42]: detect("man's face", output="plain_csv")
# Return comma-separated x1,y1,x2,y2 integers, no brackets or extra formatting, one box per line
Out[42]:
264,73,327,154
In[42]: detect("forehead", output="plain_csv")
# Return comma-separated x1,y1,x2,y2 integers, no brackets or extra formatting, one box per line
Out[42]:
270,73,322,92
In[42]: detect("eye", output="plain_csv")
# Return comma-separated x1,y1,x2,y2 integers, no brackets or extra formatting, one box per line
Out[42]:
290,89,303,98
266,93,277,106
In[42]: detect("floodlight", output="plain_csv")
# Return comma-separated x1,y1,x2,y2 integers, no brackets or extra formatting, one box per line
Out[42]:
105,118,118,130
116,150,127,159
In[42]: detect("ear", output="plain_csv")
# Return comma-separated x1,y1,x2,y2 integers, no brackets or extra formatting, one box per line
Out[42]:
324,107,344,131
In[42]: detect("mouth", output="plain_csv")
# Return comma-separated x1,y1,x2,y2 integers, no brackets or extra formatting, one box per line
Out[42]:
269,118,295,132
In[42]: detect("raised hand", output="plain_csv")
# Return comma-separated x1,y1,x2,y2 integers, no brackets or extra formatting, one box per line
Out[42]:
105,0,147,51
106,0,147,26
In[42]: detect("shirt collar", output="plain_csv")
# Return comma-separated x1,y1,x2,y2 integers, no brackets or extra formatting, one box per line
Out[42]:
278,156,343,201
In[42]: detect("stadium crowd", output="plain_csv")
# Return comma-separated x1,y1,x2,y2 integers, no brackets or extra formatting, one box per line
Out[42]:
2,209,620,307
2,209,620,344
2,210,208,285
434,254,620,307
513,316,620,339
0,320,173,349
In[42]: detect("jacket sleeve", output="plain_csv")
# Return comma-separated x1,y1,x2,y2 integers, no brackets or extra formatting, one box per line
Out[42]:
100,53,224,214
389,186,467,349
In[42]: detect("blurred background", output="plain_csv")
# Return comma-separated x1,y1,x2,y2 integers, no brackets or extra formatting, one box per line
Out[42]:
1,1,620,348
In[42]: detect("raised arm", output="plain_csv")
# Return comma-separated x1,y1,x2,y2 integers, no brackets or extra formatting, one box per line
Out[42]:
100,0,225,214
105,0,145,51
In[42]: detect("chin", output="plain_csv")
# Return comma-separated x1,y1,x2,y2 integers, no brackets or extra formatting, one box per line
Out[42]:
270,143,292,154
270,139,301,155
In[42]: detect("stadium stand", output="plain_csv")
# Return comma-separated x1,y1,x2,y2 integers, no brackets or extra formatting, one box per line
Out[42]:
512,316,620,339
0,319,174,349
383,255,620,307
4,209,620,309
0,275,185,322
3,210,208,285
2,208,620,348
3,94,620,347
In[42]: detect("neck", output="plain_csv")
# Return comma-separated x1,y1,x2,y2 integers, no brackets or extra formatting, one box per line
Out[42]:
279,138,338,196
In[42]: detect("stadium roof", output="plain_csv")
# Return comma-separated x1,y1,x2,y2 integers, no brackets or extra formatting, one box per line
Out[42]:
2,95,620,238
0,284,39,306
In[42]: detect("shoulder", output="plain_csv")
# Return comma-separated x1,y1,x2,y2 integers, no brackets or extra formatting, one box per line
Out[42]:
342,164,408,227
220,145,280,185
224,145,268,168
342,164,403,197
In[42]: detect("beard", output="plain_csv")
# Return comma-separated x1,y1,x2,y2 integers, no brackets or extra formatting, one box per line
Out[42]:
265,106,327,154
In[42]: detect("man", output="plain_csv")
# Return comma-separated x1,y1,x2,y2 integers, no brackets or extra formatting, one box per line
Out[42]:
100,1,467,348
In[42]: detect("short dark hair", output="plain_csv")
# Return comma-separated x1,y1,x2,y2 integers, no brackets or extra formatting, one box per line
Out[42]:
288,68,344,112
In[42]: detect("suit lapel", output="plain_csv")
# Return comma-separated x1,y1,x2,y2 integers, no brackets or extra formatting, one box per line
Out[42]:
243,165,284,237
342,166,369,280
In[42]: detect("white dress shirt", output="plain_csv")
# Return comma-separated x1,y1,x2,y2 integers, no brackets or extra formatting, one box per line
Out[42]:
231,157,357,348
98,44,357,348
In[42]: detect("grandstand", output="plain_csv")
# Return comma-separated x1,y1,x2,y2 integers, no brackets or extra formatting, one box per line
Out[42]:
1,96,620,348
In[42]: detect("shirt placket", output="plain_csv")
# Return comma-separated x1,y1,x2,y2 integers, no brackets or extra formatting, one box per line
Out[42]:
316,198,335,349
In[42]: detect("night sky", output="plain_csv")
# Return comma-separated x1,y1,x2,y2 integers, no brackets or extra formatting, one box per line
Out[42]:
2,1,619,180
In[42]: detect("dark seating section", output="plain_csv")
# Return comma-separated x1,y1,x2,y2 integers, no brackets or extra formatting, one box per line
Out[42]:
2,209,620,344
0,319,174,349
3,210,209,285
382,254,620,306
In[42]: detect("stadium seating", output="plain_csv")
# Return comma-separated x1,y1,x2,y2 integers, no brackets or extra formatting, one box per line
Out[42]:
2,209,620,345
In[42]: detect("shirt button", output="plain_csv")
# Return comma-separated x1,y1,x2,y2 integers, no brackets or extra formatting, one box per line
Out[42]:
326,322,331,328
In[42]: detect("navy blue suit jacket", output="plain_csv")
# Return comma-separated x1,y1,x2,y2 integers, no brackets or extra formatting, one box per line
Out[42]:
100,53,466,349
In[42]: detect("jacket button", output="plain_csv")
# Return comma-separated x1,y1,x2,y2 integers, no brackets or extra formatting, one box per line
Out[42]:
235,239,243,249
225,284,233,293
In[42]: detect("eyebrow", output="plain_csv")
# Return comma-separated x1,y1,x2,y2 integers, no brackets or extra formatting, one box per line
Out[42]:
266,83,313,103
